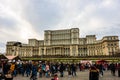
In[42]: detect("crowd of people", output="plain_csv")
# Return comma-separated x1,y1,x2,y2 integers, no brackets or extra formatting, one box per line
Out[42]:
0,60,120,80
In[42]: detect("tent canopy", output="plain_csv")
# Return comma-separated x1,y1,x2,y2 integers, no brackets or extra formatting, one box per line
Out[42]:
0,54,8,60
6,56,21,61
97,60,108,64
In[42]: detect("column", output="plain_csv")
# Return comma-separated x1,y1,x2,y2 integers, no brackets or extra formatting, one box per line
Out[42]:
44,47,46,55
54,48,55,55
60,47,62,55
70,46,72,56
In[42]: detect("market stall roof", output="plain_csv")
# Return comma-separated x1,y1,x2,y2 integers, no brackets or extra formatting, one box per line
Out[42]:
6,56,21,61
0,54,8,60
96,60,108,63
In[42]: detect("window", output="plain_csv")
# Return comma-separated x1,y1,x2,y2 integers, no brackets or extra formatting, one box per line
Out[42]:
111,44,113,46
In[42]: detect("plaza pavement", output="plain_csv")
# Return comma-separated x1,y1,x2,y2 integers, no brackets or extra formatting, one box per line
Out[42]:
14,70,120,80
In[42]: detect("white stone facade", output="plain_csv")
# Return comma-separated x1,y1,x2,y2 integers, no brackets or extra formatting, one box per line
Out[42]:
6,28,119,57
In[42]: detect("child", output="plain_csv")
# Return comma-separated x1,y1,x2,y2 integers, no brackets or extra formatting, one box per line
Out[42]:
51,74,59,80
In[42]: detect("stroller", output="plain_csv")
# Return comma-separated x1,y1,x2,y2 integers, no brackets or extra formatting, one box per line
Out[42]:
0,72,5,80
4,70,13,80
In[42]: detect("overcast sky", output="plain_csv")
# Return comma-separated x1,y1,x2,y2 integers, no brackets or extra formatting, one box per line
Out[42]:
0,0,120,53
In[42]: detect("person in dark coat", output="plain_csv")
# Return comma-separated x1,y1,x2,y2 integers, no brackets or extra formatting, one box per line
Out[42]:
118,63,120,77
26,62,31,77
59,63,64,77
110,63,116,76
89,65,99,80
0,61,4,80
50,63,56,77
30,62,38,80
71,63,77,76
67,64,71,76
98,63,104,77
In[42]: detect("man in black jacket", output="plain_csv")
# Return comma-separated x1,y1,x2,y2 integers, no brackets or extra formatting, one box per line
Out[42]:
59,62,64,77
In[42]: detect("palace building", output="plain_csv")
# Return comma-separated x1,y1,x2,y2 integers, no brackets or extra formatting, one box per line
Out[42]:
6,28,119,57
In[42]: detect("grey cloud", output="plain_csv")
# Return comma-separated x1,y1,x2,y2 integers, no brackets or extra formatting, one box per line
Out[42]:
0,42,5,47
0,42,5,53
0,0,120,53
22,0,62,31
0,17,17,28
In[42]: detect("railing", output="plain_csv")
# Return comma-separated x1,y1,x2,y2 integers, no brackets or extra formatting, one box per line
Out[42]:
22,54,120,58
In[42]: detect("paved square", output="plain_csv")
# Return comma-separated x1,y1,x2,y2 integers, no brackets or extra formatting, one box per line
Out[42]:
13,70,120,80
